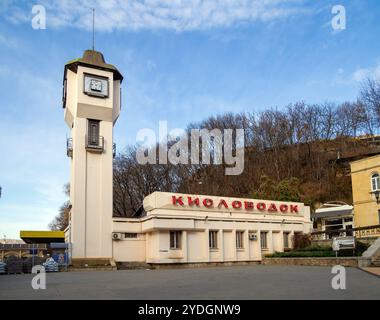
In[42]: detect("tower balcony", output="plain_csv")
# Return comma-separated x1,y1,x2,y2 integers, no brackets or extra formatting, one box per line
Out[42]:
67,138,73,158
86,135,104,153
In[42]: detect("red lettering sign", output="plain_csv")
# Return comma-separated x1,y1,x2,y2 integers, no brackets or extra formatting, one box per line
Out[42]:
257,203,266,211
232,201,242,209
268,203,278,212
170,195,300,215
244,201,254,210
203,198,214,208
172,196,184,206
218,199,229,209
188,197,200,207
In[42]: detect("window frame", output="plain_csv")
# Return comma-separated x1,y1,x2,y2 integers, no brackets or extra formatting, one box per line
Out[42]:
236,231,244,249
169,231,182,250
209,230,218,250
260,231,268,250
371,173,380,192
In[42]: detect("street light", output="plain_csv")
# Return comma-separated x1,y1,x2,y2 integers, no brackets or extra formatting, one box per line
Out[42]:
374,190,380,204
371,190,380,204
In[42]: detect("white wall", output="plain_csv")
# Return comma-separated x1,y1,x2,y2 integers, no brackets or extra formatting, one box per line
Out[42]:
111,192,312,264
113,236,146,262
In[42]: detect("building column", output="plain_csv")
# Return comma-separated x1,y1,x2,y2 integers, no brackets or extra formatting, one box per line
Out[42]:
182,231,188,263
279,231,285,253
205,229,210,262
232,229,237,261
245,230,250,260
257,230,263,261
219,230,224,262
268,231,274,253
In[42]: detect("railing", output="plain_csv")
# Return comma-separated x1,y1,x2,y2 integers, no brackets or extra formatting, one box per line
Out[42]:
311,225,380,240
85,135,104,153
67,138,73,158
0,244,47,250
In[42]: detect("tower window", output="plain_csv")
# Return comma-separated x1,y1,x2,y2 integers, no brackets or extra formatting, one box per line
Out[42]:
371,173,380,191
88,119,100,146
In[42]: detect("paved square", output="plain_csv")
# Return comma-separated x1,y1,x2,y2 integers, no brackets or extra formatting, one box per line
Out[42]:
0,265,379,300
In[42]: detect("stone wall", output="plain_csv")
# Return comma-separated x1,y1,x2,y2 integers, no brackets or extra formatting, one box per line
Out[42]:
262,257,359,267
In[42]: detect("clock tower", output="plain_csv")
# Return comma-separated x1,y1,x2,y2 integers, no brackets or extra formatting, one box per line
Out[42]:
63,50,123,260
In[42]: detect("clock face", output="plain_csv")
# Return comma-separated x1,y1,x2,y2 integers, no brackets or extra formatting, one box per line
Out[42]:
84,75,108,98
90,79,102,92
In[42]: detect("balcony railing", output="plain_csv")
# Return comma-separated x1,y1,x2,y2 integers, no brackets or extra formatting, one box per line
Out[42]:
85,135,104,153
67,138,73,158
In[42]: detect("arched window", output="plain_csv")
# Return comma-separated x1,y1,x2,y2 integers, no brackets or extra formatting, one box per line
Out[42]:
371,173,380,191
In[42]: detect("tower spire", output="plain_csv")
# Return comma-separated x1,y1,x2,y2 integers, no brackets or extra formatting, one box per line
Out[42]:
92,8,95,51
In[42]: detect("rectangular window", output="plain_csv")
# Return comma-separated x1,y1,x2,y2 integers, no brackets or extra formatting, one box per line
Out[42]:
260,231,268,249
236,231,244,249
170,231,182,249
88,119,100,146
283,232,290,249
209,231,218,249
124,233,138,239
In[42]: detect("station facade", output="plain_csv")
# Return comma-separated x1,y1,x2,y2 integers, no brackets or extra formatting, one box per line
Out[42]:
112,192,311,264
61,49,312,265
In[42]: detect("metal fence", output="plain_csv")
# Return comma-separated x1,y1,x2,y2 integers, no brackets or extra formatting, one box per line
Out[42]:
311,225,380,240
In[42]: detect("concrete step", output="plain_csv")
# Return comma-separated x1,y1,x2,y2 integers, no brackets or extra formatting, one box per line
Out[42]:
70,258,115,269
69,266,117,272
116,262,151,270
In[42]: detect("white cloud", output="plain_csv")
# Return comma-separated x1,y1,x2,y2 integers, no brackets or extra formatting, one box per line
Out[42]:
352,63,380,82
4,0,306,32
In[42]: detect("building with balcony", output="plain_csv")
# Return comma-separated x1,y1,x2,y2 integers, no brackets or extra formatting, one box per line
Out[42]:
350,154,380,238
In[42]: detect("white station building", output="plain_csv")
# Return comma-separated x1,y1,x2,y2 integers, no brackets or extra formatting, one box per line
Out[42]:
113,192,311,264
63,50,312,266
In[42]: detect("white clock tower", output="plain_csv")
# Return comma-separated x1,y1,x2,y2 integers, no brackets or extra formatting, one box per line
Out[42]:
63,50,123,260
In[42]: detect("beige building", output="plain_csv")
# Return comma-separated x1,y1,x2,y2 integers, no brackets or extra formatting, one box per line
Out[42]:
62,50,311,265
350,154,380,237
112,192,311,264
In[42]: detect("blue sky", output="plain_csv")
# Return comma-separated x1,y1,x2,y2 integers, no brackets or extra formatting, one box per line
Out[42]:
0,0,380,239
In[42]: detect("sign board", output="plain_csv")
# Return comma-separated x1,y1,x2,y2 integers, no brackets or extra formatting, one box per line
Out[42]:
52,253,68,265
332,236,355,251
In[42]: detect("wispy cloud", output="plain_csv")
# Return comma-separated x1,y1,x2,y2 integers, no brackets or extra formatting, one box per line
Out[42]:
4,0,307,32
352,63,380,82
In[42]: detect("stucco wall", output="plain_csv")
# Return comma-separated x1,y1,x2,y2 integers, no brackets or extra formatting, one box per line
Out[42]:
111,192,312,264
350,155,380,234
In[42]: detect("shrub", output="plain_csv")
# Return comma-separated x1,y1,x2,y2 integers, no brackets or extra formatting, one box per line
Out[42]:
293,233,311,250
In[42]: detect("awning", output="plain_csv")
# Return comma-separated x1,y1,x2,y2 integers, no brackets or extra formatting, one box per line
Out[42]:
20,231,65,244
312,205,353,219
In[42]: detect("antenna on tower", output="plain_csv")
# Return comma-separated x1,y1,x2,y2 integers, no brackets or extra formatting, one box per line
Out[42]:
92,8,95,51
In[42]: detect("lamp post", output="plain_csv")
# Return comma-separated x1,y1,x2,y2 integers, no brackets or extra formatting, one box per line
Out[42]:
374,190,380,204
